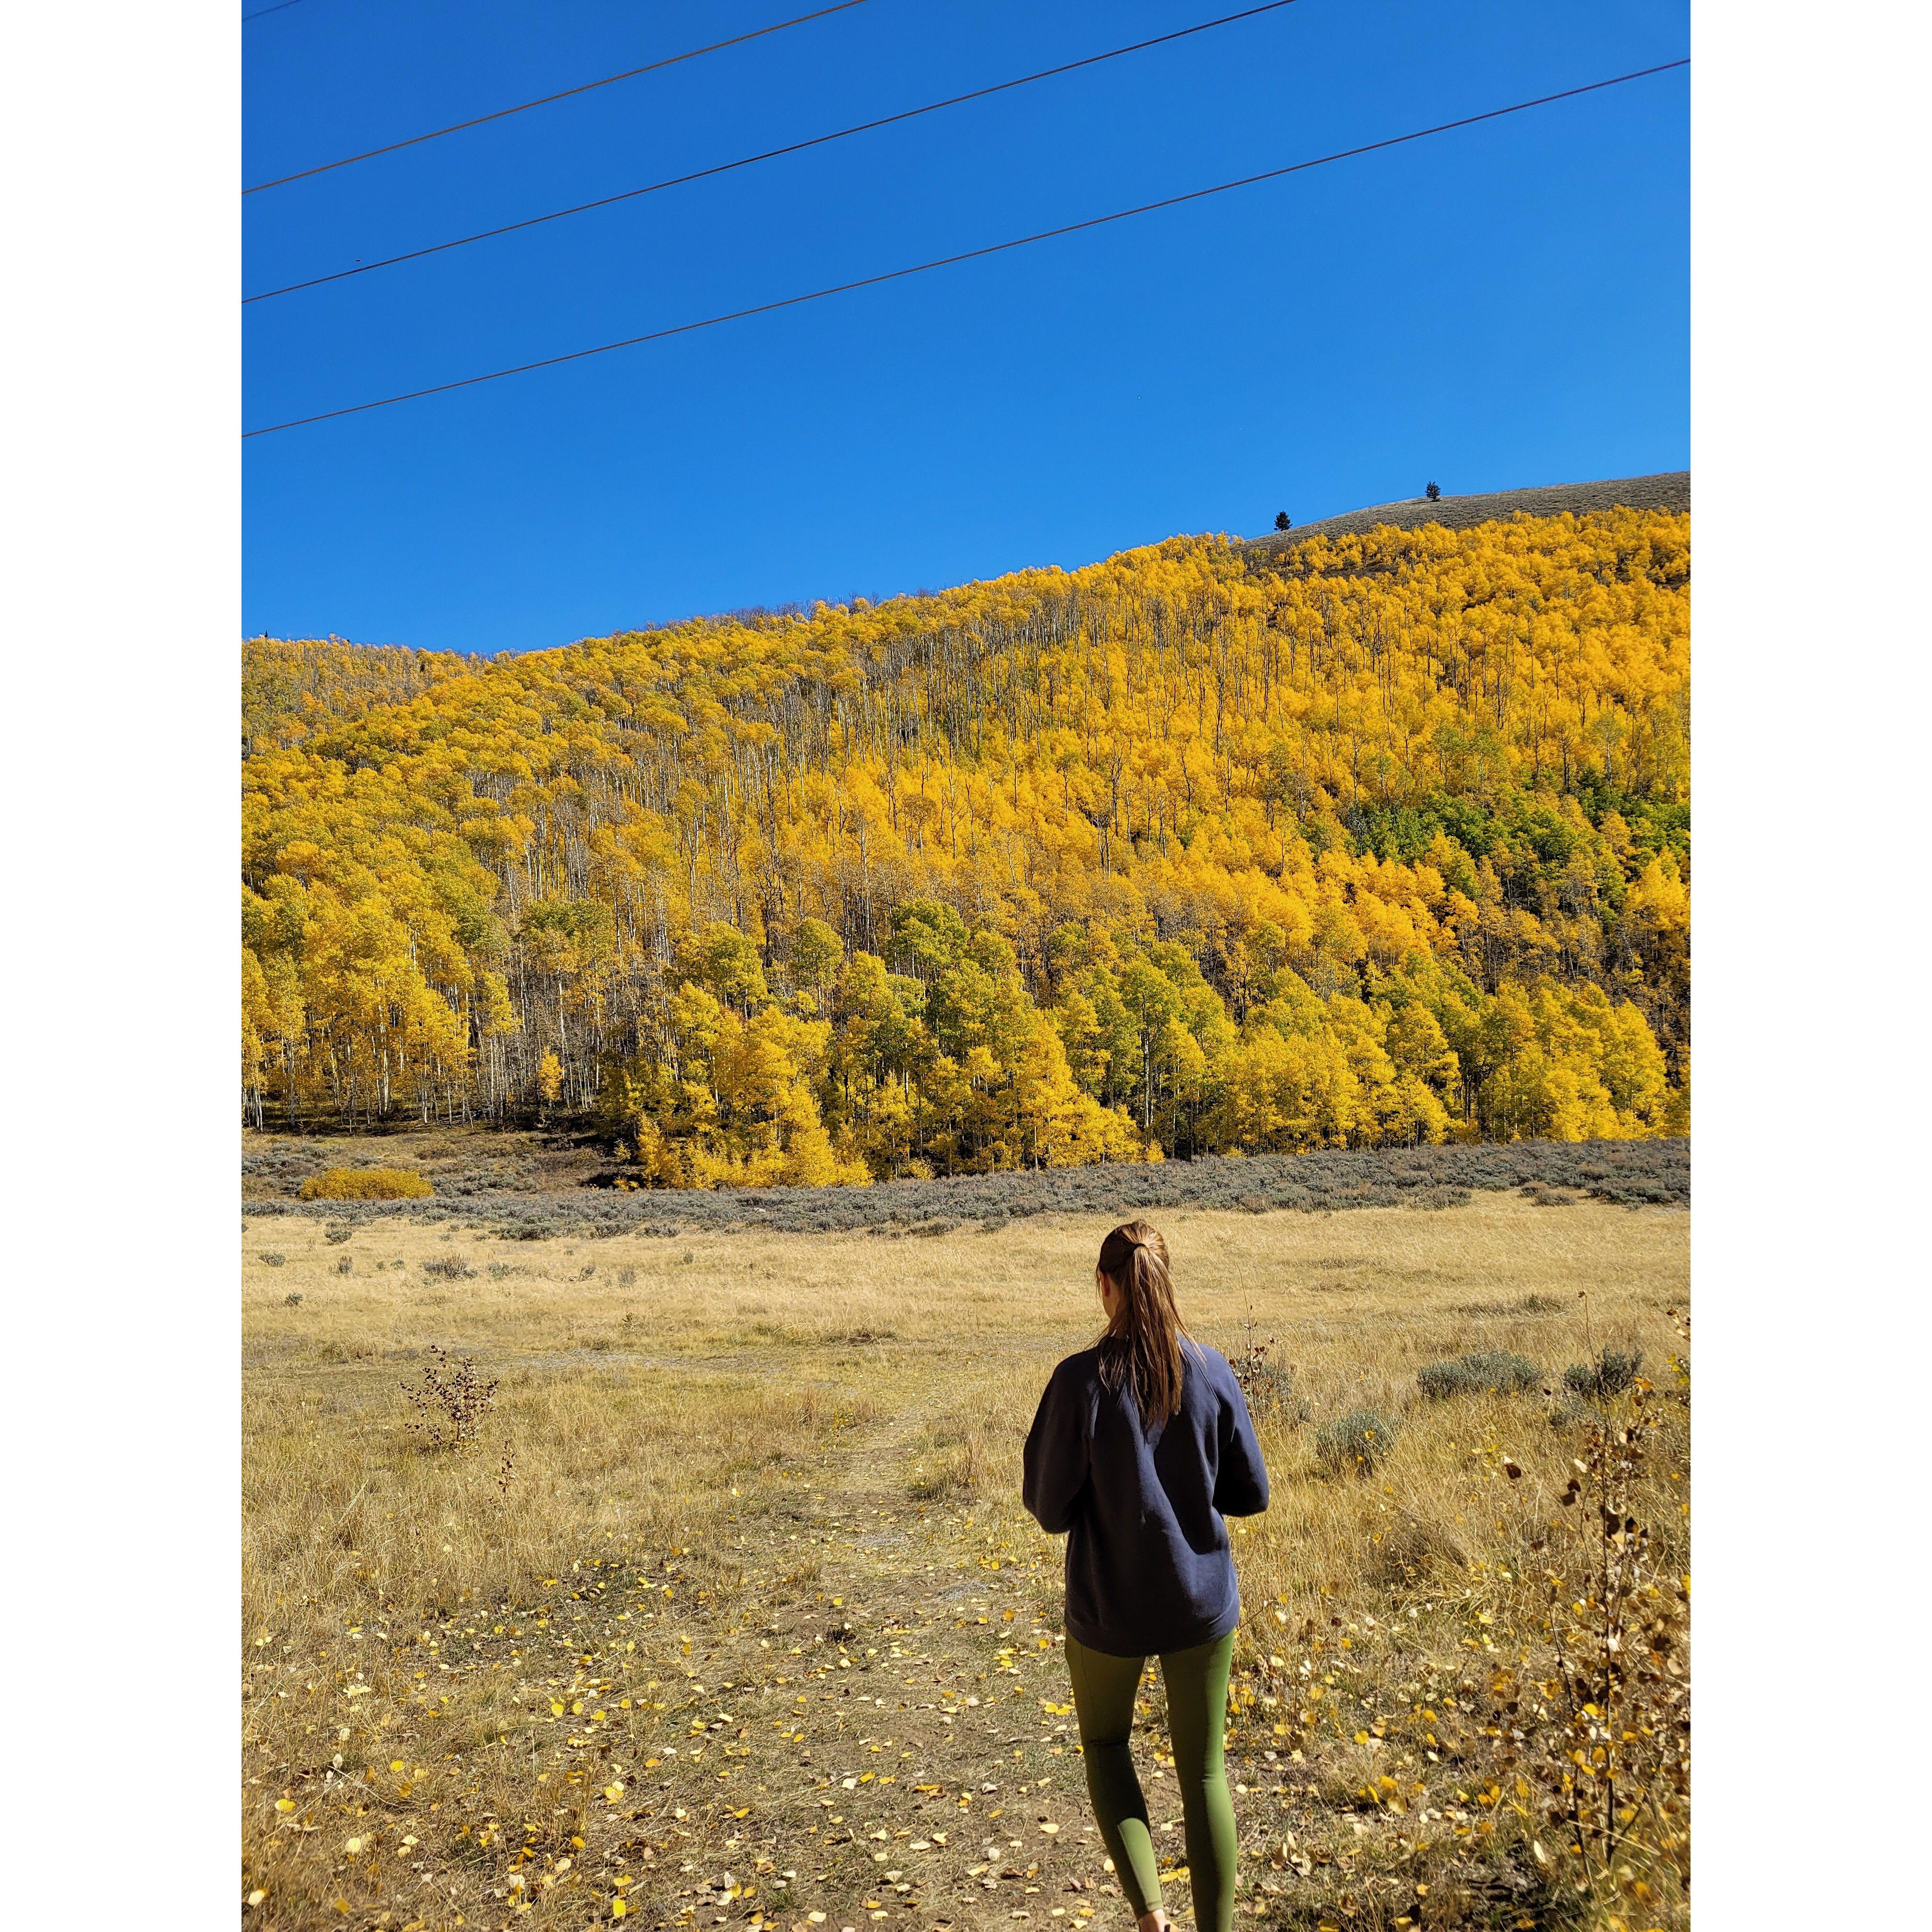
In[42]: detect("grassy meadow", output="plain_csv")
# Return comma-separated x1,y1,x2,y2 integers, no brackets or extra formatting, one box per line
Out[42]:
243,1183,1687,1932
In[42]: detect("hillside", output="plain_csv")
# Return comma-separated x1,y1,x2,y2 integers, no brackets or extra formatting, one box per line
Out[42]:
241,633,481,758
1246,471,1690,551
242,496,1690,1183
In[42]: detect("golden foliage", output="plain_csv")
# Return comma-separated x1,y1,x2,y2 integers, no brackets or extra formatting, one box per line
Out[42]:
296,1166,434,1201
242,509,1688,1178
241,635,478,758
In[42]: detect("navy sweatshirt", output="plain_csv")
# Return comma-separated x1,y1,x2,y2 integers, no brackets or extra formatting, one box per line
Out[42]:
1022,1341,1270,1658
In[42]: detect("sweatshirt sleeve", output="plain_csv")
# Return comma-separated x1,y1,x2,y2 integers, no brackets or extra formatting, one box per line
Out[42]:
1212,1369,1271,1518
1022,1360,1090,1535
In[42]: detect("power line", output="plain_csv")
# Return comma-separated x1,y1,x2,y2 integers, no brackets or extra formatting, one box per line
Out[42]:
245,0,1307,305
243,59,1688,440
243,0,871,195
245,0,314,20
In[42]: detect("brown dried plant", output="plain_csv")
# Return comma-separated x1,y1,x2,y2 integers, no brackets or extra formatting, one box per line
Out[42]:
1489,1356,1690,1919
1229,1306,1302,1421
398,1343,500,1453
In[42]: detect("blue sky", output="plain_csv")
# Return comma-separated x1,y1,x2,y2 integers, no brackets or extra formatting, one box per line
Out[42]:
243,0,1689,654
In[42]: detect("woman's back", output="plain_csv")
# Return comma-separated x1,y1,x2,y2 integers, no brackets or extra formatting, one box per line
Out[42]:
1024,1340,1269,1658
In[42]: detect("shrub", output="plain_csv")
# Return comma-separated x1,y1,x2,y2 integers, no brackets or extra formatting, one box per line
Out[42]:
399,1344,499,1452
1228,1323,1302,1421
422,1254,476,1281
1520,1183,1576,1207
299,1167,433,1201
1485,1377,1688,1906
334,1256,353,1275
260,1253,286,1267
1316,1408,1400,1476
1416,1350,1540,1401
257,1138,1686,1236
323,1224,354,1244
617,1266,637,1288
1563,1347,1643,1402
284,1292,303,1306
1587,1181,1679,1206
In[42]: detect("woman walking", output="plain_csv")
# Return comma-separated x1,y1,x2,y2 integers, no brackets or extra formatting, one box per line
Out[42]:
1023,1221,1270,1932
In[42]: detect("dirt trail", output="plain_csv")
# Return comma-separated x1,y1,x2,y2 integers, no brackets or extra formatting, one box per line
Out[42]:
393,1387,1140,1930
258,1334,1307,1927
617,1394,1130,1929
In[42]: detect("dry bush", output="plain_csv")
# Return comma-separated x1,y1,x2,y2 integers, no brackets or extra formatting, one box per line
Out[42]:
1563,1346,1645,1402
1227,1317,1304,1422
1315,1407,1402,1476
1482,1370,1690,1921
399,1345,500,1453
298,1167,433,1202
1416,1350,1541,1401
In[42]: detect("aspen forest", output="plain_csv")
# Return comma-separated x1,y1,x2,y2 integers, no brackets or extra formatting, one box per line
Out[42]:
241,506,1690,1185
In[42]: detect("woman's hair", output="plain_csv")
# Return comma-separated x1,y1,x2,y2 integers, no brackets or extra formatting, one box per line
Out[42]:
1095,1220,1188,1424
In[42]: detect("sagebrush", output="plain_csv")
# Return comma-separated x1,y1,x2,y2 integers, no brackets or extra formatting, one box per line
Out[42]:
1416,1349,1541,1400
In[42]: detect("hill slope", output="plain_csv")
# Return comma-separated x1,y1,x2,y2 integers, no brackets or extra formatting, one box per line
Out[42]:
241,634,481,758
242,496,1690,1181
1246,472,1690,551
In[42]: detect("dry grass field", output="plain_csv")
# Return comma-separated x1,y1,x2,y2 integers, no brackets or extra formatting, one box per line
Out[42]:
243,1189,1687,1932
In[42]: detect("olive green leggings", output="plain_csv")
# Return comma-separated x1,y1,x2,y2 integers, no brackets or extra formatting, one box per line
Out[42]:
1064,1631,1238,1930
